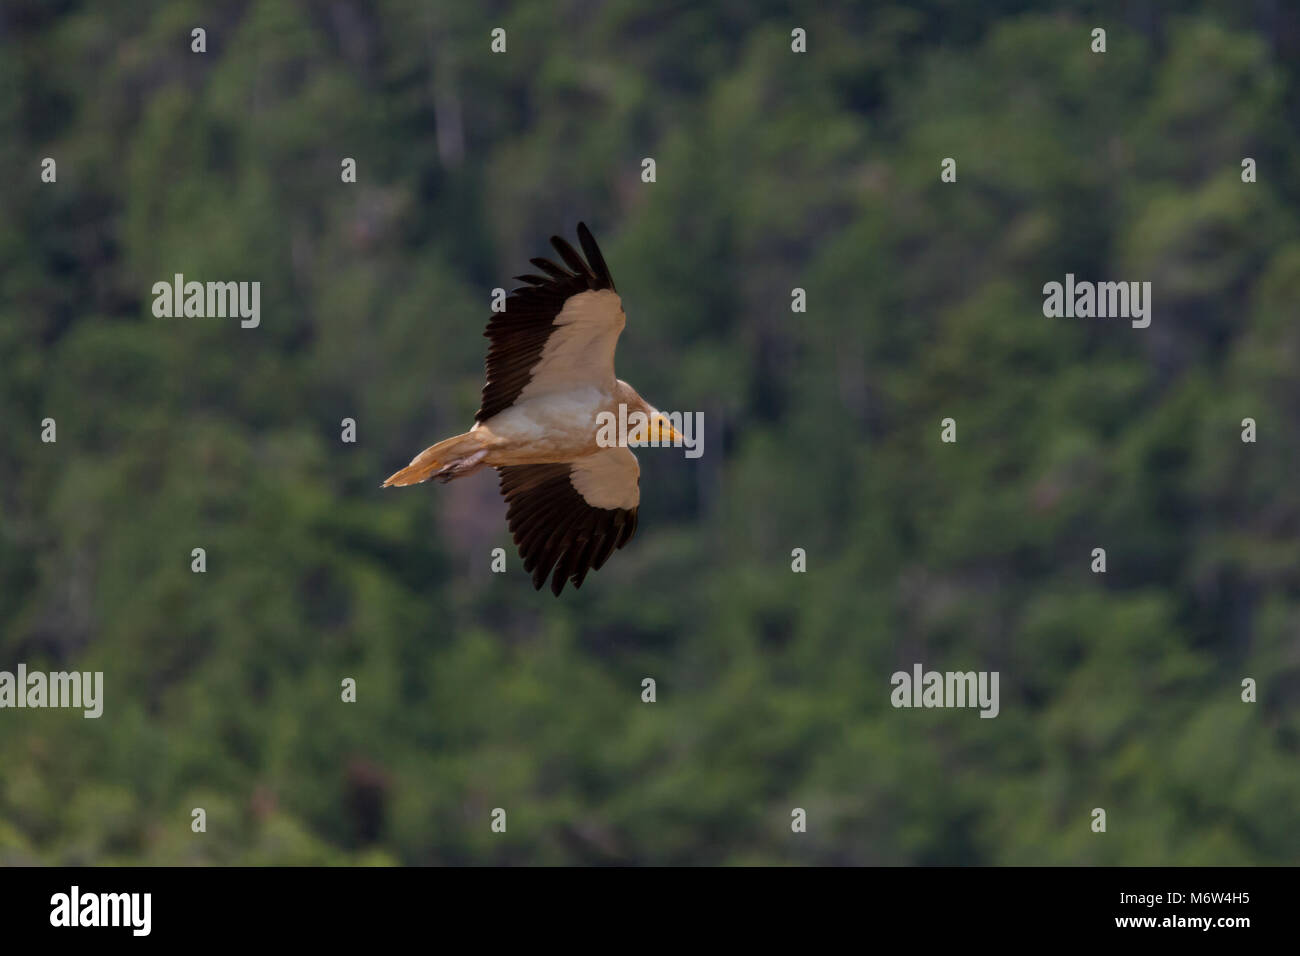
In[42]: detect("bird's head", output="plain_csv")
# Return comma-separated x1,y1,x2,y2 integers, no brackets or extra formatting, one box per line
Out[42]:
644,409,685,446
617,380,686,446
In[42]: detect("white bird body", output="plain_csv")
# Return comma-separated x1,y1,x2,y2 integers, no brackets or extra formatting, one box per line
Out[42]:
472,387,611,463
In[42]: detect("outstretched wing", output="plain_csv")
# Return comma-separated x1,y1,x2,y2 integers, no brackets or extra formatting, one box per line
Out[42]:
477,222,624,423
496,447,640,595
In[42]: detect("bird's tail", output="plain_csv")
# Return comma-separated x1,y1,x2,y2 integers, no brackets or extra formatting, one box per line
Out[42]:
382,431,488,487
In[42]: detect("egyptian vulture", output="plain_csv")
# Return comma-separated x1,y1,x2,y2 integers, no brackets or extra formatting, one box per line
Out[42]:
383,223,683,595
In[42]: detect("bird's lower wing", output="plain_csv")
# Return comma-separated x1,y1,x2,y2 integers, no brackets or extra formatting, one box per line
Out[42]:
497,447,640,595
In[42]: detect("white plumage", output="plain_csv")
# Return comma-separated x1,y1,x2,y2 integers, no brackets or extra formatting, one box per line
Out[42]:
383,223,681,594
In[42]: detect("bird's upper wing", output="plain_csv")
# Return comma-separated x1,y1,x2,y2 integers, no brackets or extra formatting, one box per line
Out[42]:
496,446,640,595
477,222,624,423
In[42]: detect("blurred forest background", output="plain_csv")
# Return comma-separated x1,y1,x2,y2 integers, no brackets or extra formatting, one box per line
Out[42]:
1,0,1298,865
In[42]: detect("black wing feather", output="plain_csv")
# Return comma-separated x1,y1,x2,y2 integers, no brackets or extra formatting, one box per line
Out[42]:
476,222,617,423
497,462,639,595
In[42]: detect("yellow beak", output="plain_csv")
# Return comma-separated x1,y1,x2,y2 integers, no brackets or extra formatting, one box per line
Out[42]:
651,413,684,446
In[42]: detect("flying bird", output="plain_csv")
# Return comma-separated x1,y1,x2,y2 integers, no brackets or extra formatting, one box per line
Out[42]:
383,223,684,595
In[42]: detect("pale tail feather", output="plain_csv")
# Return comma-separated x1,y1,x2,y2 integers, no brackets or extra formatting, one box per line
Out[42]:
382,432,487,487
